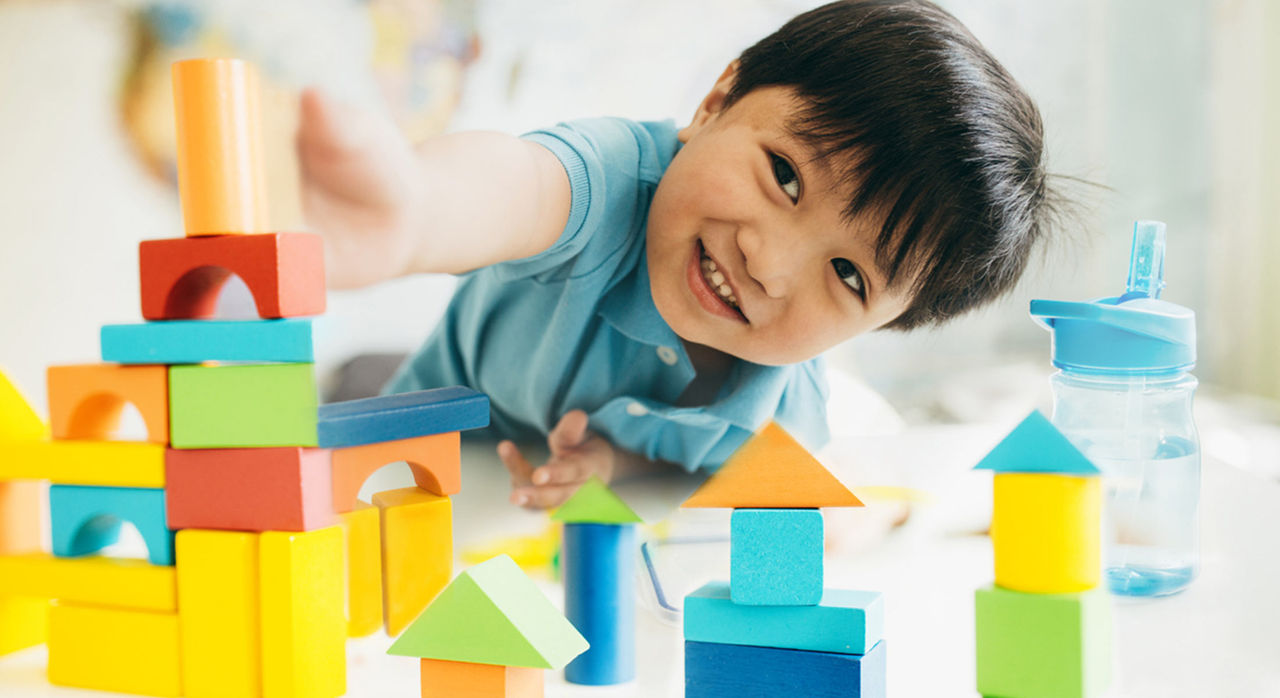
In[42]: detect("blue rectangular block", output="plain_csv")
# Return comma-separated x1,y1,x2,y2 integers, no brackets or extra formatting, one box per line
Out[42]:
50,485,173,566
101,319,314,364
317,386,489,448
685,640,886,698
731,508,822,605
684,582,883,655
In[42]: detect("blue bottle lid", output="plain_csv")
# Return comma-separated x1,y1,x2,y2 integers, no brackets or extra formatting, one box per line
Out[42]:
1030,221,1197,375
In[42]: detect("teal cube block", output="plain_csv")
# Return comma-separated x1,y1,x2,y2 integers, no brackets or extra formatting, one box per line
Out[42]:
731,508,823,605
684,582,883,655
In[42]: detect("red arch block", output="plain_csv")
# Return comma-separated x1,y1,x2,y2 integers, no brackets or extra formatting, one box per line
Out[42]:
331,432,461,514
47,364,169,443
138,233,325,320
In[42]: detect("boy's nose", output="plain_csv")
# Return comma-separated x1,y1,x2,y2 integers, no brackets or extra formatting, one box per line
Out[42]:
737,225,797,300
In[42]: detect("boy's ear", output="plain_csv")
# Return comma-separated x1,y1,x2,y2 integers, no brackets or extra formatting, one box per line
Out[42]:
678,61,739,143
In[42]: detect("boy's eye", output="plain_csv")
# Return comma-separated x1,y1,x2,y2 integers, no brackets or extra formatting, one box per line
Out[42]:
770,153,800,203
832,258,865,297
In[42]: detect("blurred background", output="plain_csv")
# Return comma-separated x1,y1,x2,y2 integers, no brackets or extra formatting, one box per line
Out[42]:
0,0,1276,481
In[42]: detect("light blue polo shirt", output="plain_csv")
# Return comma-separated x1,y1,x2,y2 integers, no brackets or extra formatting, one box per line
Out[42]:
386,117,829,471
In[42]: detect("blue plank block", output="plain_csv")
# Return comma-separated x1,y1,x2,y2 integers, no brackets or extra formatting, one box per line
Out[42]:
685,640,886,698
50,485,173,566
731,508,823,605
563,523,636,685
316,386,490,448
101,319,314,364
684,582,883,655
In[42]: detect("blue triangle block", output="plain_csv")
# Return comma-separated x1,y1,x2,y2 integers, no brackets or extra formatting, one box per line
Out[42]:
973,411,1101,475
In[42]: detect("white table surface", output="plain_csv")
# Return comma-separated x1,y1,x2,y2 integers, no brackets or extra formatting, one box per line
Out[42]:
2,426,1278,697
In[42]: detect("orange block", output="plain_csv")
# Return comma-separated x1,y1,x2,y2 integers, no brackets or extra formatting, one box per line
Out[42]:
0,481,45,554
419,658,542,698
374,487,452,636
332,432,460,514
682,422,863,509
46,364,169,443
172,58,269,237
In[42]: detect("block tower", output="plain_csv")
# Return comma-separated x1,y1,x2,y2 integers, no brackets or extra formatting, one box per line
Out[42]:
680,422,886,698
973,411,1113,698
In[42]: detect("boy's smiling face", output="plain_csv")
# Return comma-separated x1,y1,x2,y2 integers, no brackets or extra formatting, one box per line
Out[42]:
647,66,914,366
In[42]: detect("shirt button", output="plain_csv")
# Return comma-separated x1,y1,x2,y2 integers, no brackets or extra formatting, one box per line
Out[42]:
656,346,679,366
626,401,649,417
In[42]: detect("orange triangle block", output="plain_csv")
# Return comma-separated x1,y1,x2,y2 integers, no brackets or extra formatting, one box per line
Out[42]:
682,422,863,509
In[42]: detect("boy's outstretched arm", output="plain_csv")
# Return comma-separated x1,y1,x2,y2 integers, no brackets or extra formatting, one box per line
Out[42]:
297,88,571,288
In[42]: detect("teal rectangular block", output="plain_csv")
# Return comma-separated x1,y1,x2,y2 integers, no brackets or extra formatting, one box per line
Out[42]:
683,581,883,655
731,508,822,605
101,319,314,365
169,364,318,449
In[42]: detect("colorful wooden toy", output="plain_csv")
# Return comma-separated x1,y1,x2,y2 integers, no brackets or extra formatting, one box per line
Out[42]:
138,233,325,320
973,410,1101,476
0,368,48,441
260,526,346,698
50,485,173,566
684,639,887,698
373,486,453,636
176,530,261,698
730,508,823,606
101,318,314,365
0,480,45,553
0,369,47,656
46,363,169,442
165,447,335,532
339,501,383,638
317,386,489,449
48,602,183,697
0,440,165,487
550,476,643,525
0,553,176,611
417,659,542,698
331,431,461,513
168,363,318,449
992,473,1101,593
171,58,269,237
683,581,883,655
0,595,48,656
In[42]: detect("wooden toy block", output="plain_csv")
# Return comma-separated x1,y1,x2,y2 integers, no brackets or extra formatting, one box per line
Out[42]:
0,440,165,487
551,476,643,525
419,658,543,698
169,363,318,448
388,555,588,670
139,233,325,320
685,639,886,698
374,487,453,636
339,501,383,638
992,473,1101,593
172,58,269,237
974,410,1101,475
0,368,46,441
260,526,346,698
562,523,636,685
47,363,169,443
683,582,883,655
177,530,261,698
50,485,173,566
0,553,176,611
166,447,335,532
0,595,48,656
317,386,489,449
975,585,1113,698
0,480,45,553
682,422,863,509
102,318,314,365
48,602,183,697
730,508,823,606
331,431,460,513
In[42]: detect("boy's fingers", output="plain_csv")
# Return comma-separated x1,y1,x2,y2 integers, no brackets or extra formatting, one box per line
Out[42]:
547,409,591,454
531,458,588,487
497,440,535,487
510,483,582,510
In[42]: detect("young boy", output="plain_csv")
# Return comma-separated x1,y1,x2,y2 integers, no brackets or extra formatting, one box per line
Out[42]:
298,0,1054,508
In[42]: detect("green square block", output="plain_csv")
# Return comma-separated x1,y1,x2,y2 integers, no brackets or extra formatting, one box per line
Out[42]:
169,364,318,448
975,585,1112,698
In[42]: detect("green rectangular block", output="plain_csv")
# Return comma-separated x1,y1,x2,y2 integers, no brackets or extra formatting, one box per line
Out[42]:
975,585,1112,698
169,364,318,448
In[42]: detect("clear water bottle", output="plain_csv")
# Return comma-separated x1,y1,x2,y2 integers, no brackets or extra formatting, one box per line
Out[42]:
1030,221,1200,597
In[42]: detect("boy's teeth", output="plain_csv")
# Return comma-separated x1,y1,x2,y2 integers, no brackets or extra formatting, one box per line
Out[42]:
710,271,725,286
700,248,739,310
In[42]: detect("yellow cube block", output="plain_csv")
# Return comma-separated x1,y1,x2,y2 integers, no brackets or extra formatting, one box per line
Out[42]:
0,440,165,488
177,530,261,698
993,473,1101,593
0,553,176,611
0,595,48,656
373,487,452,637
260,526,346,698
48,602,183,696
340,501,382,638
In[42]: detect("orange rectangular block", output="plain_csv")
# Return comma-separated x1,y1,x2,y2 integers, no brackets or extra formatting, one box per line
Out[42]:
373,487,452,636
47,364,169,443
420,658,543,698
0,480,45,554
331,431,460,514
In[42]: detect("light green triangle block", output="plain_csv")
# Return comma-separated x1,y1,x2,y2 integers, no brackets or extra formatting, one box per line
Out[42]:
387,555,588,669
550,476,642,524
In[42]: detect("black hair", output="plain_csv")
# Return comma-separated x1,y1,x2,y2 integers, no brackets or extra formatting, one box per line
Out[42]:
725,0,1059,330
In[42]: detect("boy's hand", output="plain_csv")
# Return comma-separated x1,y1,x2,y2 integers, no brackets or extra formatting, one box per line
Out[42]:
498,410,616,509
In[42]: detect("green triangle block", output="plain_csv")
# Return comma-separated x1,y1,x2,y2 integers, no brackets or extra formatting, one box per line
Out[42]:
974,411,1101,475
387,554,588,669
550,476,643,524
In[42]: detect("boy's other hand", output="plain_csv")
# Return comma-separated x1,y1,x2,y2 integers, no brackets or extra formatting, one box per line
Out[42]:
498,410,616,510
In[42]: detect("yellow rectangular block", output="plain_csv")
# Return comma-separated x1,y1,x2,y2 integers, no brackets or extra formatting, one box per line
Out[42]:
177,530,261,698
48,602,182,696
0,553,176,611
373,487,452,636
0,595,48,656
260,526,346,698
0,440,165,487
993,473,1101,593
340,501,382,638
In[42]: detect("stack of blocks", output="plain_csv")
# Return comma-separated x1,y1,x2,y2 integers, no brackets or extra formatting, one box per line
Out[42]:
680,422,887,698
973,411,1114,698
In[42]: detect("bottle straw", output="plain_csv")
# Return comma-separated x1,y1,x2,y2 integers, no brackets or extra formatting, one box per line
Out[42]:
1125,221,1167,299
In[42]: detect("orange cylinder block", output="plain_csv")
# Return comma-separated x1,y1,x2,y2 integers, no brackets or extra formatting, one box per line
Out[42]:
172,58,270,237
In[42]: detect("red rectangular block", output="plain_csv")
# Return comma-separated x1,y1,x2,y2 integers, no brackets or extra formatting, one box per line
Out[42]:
166,447,335,532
